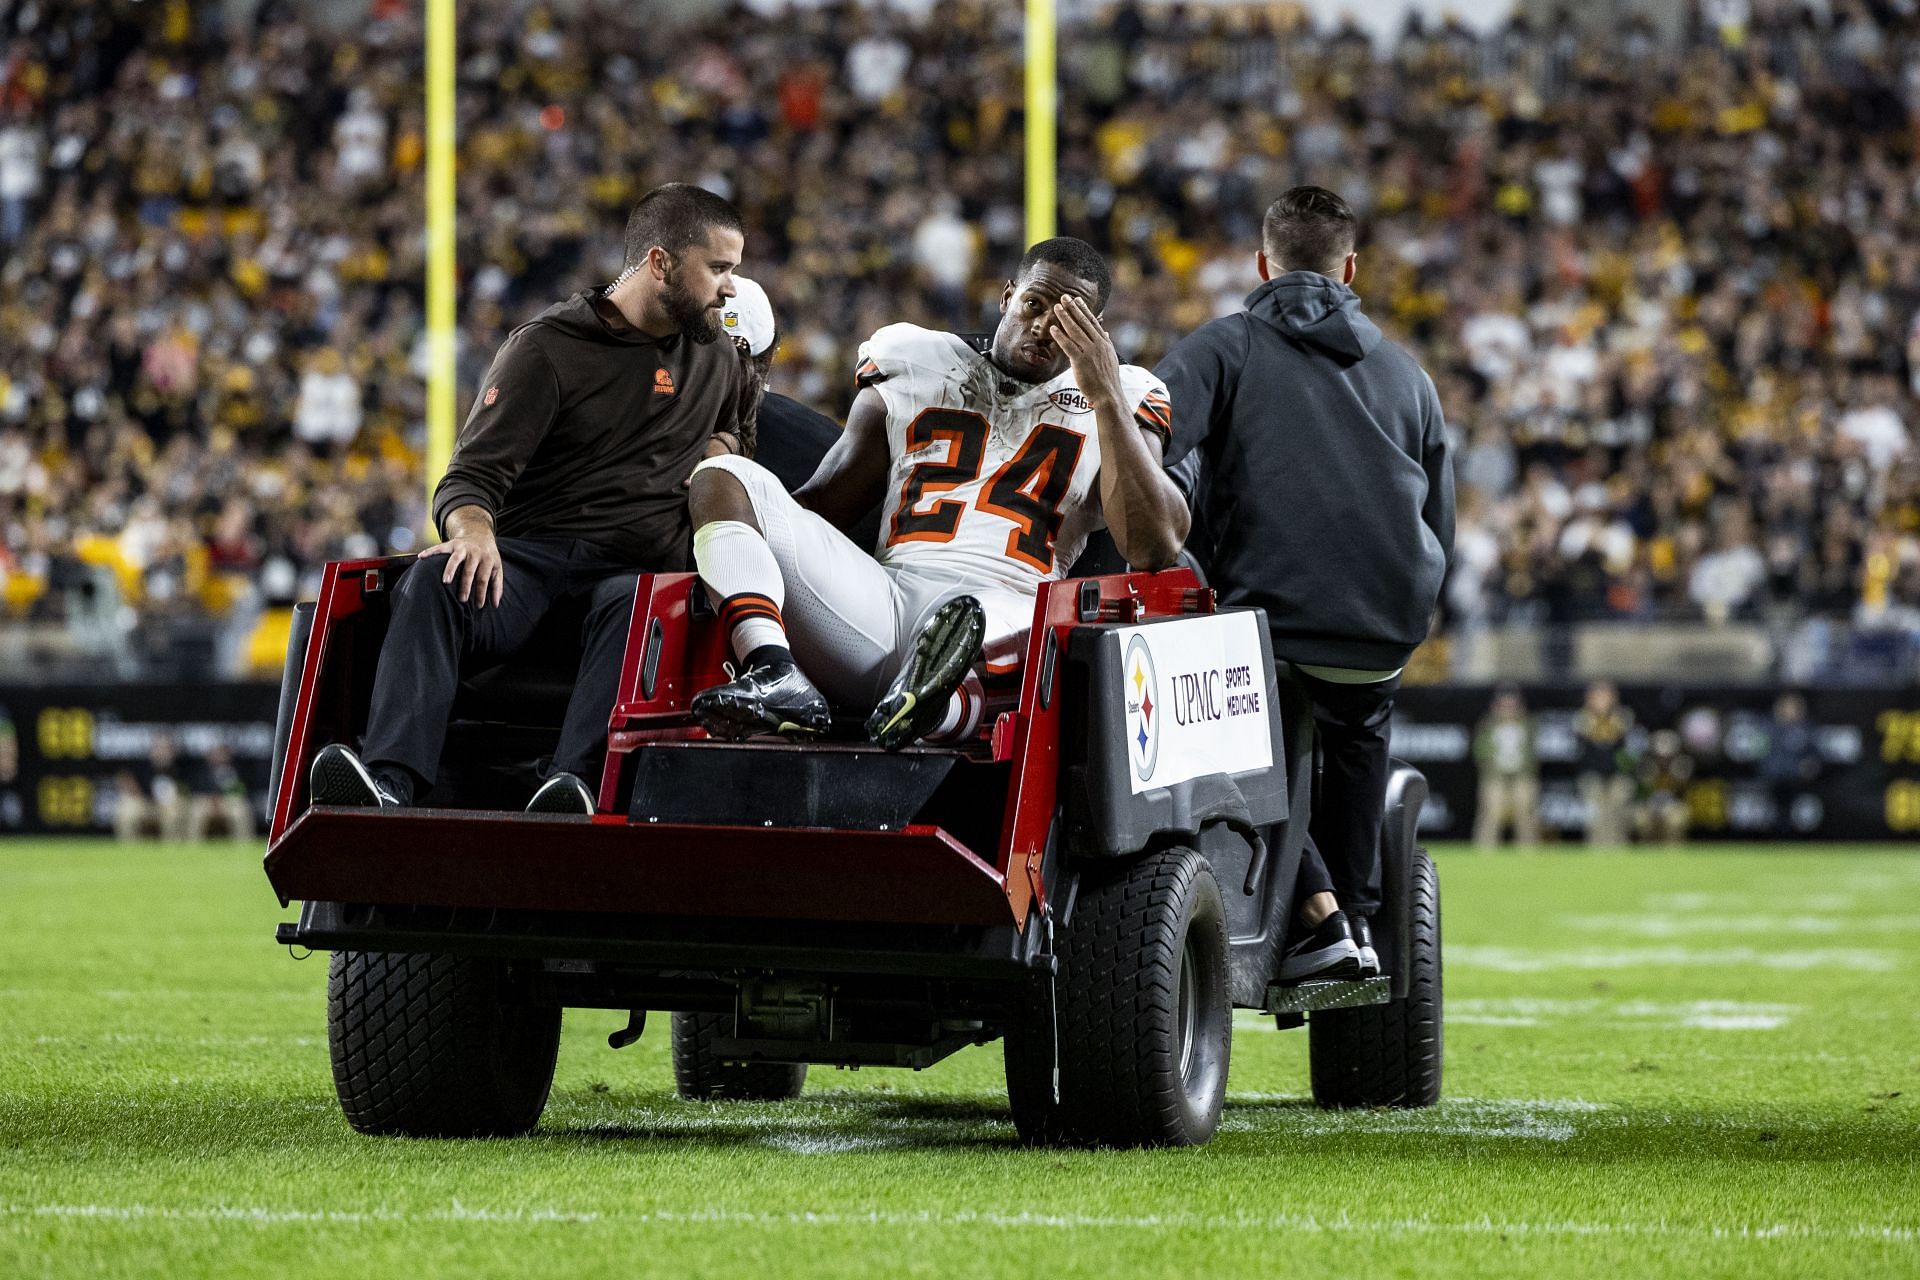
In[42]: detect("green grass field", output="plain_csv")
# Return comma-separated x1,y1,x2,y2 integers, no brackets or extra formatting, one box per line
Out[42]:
2,842,1916,1278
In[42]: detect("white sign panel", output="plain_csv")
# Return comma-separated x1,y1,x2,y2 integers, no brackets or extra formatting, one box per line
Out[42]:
1116,612,1273,795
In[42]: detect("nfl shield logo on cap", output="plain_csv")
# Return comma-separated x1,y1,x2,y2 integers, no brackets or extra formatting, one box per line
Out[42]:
719,276,776,358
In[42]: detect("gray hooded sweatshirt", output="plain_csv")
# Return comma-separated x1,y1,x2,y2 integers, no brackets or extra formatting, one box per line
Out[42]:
1157,272,1454,670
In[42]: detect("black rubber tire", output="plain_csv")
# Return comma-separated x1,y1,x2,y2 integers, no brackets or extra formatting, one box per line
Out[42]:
1002,975,1068,1144
1005,846,1232,1147
1308,849,1442,1109
327,950,561,1137
670,1012,807,1101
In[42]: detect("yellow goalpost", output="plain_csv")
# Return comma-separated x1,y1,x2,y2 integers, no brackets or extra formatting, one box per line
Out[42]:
423,0,457,516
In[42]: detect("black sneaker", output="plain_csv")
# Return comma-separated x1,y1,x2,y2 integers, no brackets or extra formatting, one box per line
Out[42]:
310,744,404,808
1352,915,1381,978
866,595,986,750
1277,910,1362,983
691,657,832,741
526,771,595,815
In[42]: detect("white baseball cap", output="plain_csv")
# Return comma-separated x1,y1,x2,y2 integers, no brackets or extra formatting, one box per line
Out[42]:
719,275,776,357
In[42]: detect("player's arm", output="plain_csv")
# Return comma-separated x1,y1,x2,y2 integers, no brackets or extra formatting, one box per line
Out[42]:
1049,296,1190,571
793,385,891,532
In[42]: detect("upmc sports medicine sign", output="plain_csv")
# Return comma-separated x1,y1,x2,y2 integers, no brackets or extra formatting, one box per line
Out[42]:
1116,612,1273,795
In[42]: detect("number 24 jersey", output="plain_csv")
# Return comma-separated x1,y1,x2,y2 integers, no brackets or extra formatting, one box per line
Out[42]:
854,323,1172,596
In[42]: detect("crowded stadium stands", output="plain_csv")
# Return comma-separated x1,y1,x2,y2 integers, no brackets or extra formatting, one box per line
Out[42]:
3,0,1919,680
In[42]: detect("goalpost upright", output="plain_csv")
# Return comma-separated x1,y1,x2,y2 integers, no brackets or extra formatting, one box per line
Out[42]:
1025,0,1057,244
423,0,457,517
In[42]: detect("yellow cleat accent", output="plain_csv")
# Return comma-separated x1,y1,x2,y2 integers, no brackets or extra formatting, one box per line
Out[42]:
877,693,916,736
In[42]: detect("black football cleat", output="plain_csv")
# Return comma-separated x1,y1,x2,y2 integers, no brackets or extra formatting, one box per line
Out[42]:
1277,910,1363,984
310,744,404,808
526,771,595,816
866,595,986,751
691,657,832,741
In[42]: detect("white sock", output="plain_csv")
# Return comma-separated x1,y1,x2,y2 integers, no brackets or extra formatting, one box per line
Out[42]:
923,670,985,744
694,520,788,660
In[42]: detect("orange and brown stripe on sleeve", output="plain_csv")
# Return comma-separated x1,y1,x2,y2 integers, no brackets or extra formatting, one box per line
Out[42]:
1133,392,1172,448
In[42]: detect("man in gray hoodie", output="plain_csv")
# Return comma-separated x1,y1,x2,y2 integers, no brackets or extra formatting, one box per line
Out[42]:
1157,185,1454,980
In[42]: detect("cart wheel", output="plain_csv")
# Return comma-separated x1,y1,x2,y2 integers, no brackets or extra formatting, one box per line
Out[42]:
328,950,561,1137
670,1012,807,1101
1308,848,1442,1108
1007,845,1231,1147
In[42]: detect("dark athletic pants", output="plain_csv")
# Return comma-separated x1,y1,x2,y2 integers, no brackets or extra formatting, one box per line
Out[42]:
1293,670,1401,919
360,536,640,796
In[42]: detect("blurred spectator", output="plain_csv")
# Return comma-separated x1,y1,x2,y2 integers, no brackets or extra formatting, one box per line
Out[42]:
113,734,187,842
912,196,977,327
1689,508,1767,623
293,350,364,452
1471,687,1540,848
1634,728,1694,846
1574,681,1636,847
0,705,16,783
186,742,253,842
1760,692,1821,834
0,110,39,246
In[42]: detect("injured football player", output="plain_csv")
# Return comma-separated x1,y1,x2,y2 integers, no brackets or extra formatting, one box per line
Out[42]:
686,236,1190,748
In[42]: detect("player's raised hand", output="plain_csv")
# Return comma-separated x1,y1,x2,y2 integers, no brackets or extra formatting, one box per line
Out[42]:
1049,295,1122,404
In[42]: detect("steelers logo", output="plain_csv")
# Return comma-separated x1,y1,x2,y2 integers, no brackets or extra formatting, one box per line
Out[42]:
1124,634,1159,782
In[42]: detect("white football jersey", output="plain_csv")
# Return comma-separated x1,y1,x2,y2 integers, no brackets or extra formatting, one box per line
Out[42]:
855,323,1171,596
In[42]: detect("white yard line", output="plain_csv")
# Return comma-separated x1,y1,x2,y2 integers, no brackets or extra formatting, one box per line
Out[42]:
1449,998,1798,1030
4,1201,1913,1245
1557,914,1920,937
24,1034,321,1047
1448,946,1892,972
0,989,316,1002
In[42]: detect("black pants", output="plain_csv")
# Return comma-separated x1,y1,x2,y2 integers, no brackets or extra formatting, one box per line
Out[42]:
361,536,639,794
1295,670,1401,919
1295,835,1335,902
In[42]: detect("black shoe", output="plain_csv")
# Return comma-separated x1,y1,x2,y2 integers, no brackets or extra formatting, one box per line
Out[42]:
691,657,832,741
866,595,986,750
310,744,404,809
1277,910,1362,983
526,771,595,816
1352,915,1381,978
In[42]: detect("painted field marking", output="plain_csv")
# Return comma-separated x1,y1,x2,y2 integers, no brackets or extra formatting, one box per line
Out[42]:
1218,1097,1610,1141
5,1202,1914,1245
1557,914,1920,937
25,1034,321,1048
0,989,316,1003
1449,998,1798,1031
1642,892,1863,913
1448,946,1892,973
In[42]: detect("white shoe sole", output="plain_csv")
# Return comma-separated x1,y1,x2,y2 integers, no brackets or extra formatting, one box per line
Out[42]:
311,746,389,807
526,774,595,816
1278,936,1363,983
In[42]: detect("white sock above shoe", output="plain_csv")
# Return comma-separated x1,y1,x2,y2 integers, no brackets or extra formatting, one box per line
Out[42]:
694,520,789,660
